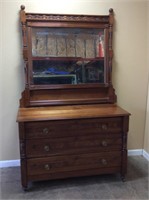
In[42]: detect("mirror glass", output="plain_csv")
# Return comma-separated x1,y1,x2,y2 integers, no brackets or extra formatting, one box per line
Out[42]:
31,27,105,85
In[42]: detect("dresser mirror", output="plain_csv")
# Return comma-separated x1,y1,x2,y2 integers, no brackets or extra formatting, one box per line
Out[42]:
20,6,116,106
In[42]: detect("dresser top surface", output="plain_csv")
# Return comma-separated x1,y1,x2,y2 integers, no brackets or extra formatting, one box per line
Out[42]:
17,104,130,122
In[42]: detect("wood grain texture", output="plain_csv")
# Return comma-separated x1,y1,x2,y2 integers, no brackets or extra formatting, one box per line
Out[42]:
17,104,130,122
19,7,116,106
18,105,130,189
18,7,130,190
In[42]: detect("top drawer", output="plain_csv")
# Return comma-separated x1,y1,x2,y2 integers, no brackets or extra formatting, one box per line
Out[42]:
25,117,123,139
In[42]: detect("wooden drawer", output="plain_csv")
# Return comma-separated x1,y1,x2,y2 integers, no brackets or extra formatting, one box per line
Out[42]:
27,151,121,176
25,117,122,139
26,135,122,158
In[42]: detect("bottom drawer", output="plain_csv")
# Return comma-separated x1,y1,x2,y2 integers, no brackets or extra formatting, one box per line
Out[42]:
27,151,121,176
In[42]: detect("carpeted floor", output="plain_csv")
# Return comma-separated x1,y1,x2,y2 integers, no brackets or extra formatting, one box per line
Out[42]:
0,156,148,200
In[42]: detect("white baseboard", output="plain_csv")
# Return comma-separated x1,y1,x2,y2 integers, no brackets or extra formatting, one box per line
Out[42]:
128,149,143,156
0,149,148,168
127,149,149,161
0,159,20,168
143,150,149,161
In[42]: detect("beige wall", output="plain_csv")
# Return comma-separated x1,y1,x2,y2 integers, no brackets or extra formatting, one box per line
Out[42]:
0,0,149,161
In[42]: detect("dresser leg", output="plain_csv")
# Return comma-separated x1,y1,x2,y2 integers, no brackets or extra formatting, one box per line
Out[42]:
21,180,29,191
20,159,28,191
121,174,126,182
22,181,33,191
22,186,29,191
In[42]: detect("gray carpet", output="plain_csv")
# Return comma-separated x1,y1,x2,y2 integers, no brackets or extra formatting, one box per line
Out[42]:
0,156,148,199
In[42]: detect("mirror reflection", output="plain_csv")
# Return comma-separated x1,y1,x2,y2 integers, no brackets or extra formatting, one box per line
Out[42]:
32,27,105,85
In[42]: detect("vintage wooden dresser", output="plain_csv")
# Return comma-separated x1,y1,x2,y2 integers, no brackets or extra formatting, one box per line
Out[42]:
17,5,130,190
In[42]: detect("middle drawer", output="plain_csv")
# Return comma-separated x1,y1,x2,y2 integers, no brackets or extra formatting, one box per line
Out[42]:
26,134,122,158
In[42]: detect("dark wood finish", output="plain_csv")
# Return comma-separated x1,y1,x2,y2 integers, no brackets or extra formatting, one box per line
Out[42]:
17,6,130,190
17,104,130,189
19,5,116,107
17,104,129,122
27,152,121,175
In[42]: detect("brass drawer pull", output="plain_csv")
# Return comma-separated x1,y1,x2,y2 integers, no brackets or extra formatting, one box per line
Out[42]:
42,128,49,135
101,124,108,130
101,159,107,165
44,145,50,152
44,164,50,170
101,140,108,147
